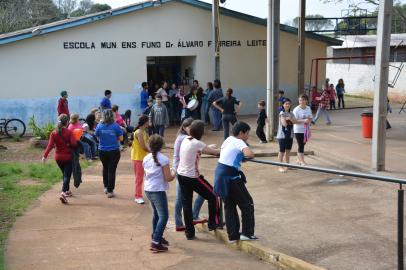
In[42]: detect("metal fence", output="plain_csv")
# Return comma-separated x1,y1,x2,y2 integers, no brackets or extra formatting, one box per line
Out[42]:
248,158,406,270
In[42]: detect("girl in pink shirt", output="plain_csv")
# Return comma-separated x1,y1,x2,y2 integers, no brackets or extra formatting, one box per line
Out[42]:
68,114,93,160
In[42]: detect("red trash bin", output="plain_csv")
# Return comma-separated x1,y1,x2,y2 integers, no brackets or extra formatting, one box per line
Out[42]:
361,112,373,138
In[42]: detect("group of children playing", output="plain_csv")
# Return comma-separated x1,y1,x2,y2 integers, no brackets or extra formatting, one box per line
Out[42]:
130,116,257,252
47,81,340,253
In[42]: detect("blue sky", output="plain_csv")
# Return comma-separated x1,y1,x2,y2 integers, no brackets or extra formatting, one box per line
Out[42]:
93,0,405,24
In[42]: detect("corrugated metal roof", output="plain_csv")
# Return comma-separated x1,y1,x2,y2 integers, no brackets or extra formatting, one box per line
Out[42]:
332,34,406,49
0,0,342,46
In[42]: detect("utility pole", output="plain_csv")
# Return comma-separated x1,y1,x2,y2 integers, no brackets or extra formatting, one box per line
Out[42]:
372,0,392,171
266,0,280,140
298,0,306,95
212,0,220,80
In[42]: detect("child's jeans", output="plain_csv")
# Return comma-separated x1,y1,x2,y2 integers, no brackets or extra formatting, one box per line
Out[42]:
153,125,165,137
145,191,169,244
83,132,97,158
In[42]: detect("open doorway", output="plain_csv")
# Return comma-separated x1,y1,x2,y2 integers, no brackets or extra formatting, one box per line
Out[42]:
146,56,196,89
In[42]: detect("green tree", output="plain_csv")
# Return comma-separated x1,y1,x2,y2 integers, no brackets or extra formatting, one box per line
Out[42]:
89,3,111,13
30,0,61,26
69,0,111,17
54,0,77,18
290,14,334,31
321,0,406,33
0,0,61,34
0,0,30,33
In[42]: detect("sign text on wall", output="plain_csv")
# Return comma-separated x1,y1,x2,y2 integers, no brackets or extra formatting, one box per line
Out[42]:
62,39,267,50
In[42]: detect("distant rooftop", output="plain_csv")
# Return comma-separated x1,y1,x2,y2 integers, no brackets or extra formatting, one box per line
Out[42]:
332,33,406,49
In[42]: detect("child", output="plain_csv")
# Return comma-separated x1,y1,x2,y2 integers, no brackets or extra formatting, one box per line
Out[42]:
112,105,128,146
143,98,154,136
131,115,150,204
293,95,312,165
149,95,169,137
143,98,153,116
214,122,257,243
329,84,336,110
173,118,206,231
277,90,286,112
276,99,306,172
94,110,124,198
256,100,268,144
310,86,320,113
123,110,134,133
68,114,92,161
42,114,78,203
143,134,175,252
177,120,220,240
100,89,112,111
336,79,345,109
313,87,332,125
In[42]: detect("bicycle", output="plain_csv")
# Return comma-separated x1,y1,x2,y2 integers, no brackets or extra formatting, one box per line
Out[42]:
0,118,26,138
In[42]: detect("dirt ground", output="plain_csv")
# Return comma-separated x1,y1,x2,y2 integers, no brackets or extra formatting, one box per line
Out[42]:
3,104,406,270
0,137,44,163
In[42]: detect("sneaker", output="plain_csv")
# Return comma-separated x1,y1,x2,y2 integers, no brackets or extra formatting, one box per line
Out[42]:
135,198,145,204
176,226,186,232
326,122,331,125
65,191,73,197
107,192,115,198
104,188,108,194
240,235,259,241
59,193,68,204
278,167,287,173
311,121,316,125
259,140,268,144
186,235,196,240
150,242,168,253
228,239,238,244
161,237,169,246
208,225,223,231
193,217,208,225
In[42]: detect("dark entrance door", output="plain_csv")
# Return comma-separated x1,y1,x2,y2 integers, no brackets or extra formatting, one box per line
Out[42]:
147,56,181,86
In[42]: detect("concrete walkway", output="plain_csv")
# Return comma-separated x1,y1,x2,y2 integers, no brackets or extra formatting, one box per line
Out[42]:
5,157,274,270
6,106,406,270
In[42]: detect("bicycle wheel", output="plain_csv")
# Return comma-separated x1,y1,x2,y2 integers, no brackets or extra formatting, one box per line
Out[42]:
5,119,26,138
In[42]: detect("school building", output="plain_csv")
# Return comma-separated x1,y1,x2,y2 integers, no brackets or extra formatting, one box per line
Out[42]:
0,0,341,125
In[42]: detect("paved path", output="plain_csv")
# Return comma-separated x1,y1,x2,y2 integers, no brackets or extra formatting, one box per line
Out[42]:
5,154,274,270
6,107,406,270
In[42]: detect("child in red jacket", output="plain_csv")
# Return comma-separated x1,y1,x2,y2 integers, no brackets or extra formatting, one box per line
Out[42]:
42,114,77,204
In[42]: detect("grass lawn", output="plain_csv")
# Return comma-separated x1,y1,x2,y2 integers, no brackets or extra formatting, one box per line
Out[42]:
0,161,89,270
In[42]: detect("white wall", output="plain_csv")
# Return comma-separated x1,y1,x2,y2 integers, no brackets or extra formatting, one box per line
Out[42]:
0,1,330,126
326,63,406,99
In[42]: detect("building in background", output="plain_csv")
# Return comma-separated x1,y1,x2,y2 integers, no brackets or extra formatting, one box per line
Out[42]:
0,0,340,125
326,34,406,100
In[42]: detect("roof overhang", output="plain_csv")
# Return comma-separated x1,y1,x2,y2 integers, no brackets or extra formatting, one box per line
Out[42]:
0,0,342,46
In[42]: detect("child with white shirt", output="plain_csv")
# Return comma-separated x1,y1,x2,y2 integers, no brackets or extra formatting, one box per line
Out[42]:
143,134,175,252
214,122,257,243
177,120,220,240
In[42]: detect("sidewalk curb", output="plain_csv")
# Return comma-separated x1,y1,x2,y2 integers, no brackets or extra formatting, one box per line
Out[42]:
195,224,326,270
168,202,325,270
